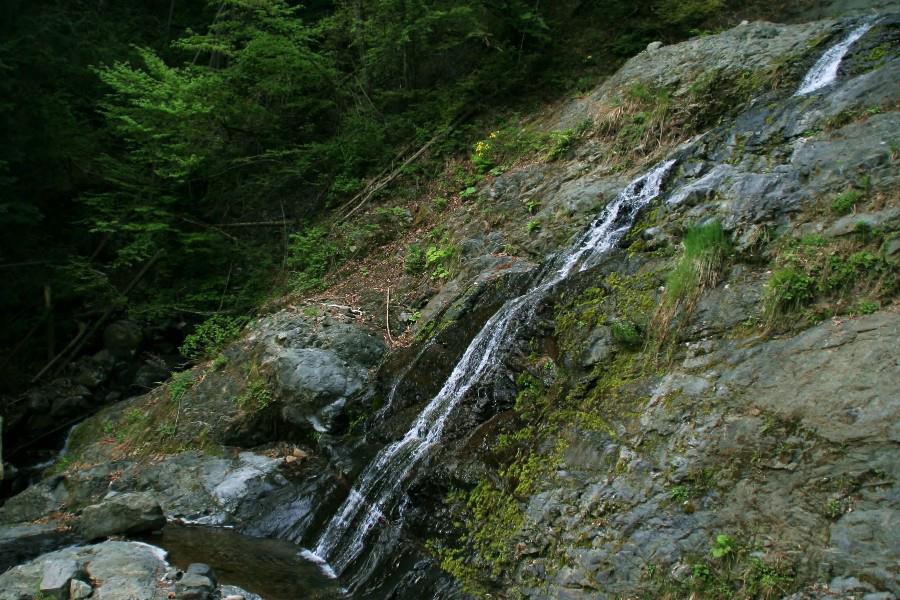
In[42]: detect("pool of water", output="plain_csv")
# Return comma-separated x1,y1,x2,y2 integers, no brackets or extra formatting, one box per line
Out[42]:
141,524,343,600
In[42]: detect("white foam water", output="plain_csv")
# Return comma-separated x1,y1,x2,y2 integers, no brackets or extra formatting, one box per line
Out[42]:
310,159,677,582
796,20,876,96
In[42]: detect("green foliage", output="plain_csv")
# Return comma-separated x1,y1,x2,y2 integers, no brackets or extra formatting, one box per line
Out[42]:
655,0,724,27
432,196,449,212
544,126,586,162
611,319,642,348
526,219,541,234
459,186,478,201
180,315,249,360
237,378,273,412
168,370,195,404
648,532,796,599
425,239,457,280
662,220,731,308
212,354,229,371
851,299,880,315
471,124,546,174
711,534,735,559
405,245,427,275
764,268,814,318
669,484,691,502
831,189,863,215
763,233,897,326
287,227,340,292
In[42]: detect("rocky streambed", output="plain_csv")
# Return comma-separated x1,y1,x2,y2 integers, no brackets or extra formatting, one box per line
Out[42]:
2,4,900,600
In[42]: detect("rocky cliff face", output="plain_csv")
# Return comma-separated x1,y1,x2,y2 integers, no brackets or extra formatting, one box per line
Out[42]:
1,7,898,600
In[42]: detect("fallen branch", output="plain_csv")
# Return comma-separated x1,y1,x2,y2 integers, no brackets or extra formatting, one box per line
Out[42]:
385,288,395,345
216,220,294,228
339,110,473,222
33,249,163,383
29,321,87,384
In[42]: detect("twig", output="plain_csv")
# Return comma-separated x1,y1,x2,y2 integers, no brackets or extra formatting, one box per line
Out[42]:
216,220,293,228
339,110,473,222
218,262,233,311
29,321,87,384
341,133,443,222
176,215,239,241
0,314,47,370
36,249,163,383
385,288,395,345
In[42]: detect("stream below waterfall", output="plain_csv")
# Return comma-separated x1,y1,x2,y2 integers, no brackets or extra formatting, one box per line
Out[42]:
140,524,343,600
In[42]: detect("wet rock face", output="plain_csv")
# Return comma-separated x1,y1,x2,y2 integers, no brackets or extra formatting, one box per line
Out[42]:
391,13,900,600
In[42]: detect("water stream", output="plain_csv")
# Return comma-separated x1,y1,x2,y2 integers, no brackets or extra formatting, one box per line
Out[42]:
310,159,677,584
796,20,876,96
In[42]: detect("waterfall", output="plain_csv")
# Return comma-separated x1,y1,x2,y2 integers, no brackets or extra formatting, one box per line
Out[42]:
796,20,876,96
310,159,677,583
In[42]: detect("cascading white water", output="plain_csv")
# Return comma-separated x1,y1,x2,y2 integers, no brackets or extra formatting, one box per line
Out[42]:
795,20,875,96
311,159,677,581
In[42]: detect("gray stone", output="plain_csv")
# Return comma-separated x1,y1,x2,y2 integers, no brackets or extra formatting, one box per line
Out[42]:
826,208,900,237
41,558,80,599
83,541,168,600
645,41,663,52
0,522,76,571
580,326,614,367
830,576,875,593
186,562,217,586
69,579,93,600
719,312,900,443
79,492,165,540
175,572,215,600
220,587,261,600
0,542,167,600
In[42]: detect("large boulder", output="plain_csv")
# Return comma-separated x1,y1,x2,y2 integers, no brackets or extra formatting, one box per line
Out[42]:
79,492,166,541
0,522,78,572
252,312,387,432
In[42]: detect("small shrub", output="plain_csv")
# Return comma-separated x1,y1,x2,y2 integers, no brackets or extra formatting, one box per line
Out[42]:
711,533,735,559
670,485,690,502
611,319,642,348
764,267,815,320
746,556,794,597
180,315,248,360
405,244,427,275
852,299,879,315
545,129,577,161
664,221,731,305
168,369,194,403
425,243,456,280
471,125,545,174
459,186,478,200
237,379,273,411
211,354,229,371
431,196,448,212
526,219,541,234
832,189,863,215
287,226,340,292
